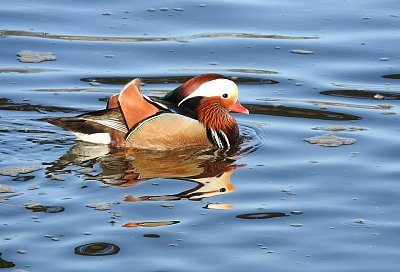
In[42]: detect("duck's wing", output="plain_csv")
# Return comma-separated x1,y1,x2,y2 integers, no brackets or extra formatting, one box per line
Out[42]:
48,79,167,145
52,78,164,134
47,108,127,144
48,108,127,134
118,79,159,129
125,112,211,150
107,93,119,109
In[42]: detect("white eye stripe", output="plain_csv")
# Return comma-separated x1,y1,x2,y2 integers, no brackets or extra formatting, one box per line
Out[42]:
178,79,237,106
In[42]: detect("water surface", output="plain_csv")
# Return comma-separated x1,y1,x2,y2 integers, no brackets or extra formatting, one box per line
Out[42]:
1,0,399,271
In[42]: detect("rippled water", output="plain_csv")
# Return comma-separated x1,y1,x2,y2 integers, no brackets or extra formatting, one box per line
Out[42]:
1,0,399,271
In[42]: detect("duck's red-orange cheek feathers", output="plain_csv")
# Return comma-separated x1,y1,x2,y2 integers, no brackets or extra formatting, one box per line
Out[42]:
230,100,249,114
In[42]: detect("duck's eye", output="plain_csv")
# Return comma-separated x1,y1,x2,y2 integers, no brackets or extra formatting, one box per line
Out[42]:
222,93,229,99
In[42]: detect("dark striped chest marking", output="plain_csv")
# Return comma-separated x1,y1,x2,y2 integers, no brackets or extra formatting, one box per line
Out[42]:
207,128,230,150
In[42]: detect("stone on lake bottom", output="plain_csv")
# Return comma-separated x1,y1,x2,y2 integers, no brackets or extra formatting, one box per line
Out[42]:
17,51,56,63
304,134,356,147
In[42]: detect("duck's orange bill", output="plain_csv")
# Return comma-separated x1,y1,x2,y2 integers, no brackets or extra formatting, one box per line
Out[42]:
230,101,249,114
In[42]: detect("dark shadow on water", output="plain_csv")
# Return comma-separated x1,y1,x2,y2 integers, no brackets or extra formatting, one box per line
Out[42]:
169,68,279,75
244,103,361,121
0,253,15,269
321,89,400,100
1,29,318,43
81,75,279,86
74,242,120,256
382,74,400,79
0,97,77,113
236,212,289,220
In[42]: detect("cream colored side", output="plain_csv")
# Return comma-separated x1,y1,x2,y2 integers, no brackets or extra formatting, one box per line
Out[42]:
72,132,111,144
126,113,211,150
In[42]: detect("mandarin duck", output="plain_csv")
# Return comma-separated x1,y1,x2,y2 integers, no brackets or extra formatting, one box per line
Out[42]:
48,74,249,150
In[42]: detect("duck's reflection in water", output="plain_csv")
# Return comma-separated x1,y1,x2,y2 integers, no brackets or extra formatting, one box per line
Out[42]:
48,142,245,202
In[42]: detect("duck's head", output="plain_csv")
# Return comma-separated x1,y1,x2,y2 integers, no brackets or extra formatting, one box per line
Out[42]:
163,74,249,114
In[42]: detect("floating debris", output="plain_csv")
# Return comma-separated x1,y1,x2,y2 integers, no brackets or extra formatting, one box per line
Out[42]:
377,103,393,109
291,49,314,55
343,218,382,228
281,188,291,193
76,167,94,174
17,51,56,63
86,202,111,211
373,94,385,100
355,219,365,224
290,210,304,215
312,125,367,132
0,184,14,193
74,242,120,256
0,193,23,201
291,223,303,227
112,211,121,218
25,204,65,213
0,165,41,177
47,174,65,181
304,134,356,147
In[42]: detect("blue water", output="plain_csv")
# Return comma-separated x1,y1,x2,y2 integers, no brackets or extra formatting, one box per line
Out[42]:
1,0,399,271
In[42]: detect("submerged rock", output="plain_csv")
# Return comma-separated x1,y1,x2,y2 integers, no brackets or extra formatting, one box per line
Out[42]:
17,51,56,63
291,49,314,54
25,203,65,213
0,184,14,193
86,202,111,211
312,125,366,132
0,165,41,177
304,134,356,147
